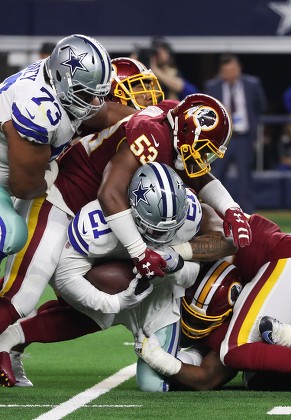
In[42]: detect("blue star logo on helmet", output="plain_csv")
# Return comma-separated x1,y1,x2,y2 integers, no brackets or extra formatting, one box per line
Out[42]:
131,180,153,206
61,47,88,76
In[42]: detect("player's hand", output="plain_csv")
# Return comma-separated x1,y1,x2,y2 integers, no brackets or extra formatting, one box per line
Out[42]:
117,278,153,311
151,245,184,273
132,248,167,280
223,207,252,247
134,328,182,377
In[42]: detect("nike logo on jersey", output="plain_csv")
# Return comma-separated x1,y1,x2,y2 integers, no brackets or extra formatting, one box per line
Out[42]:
82,222,88,235
26,108,35,120
151,134,159,148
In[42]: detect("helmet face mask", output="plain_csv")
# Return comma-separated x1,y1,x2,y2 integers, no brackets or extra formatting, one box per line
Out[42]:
168,94,233,177
47,34,112,120
110,57,164,110
129,162,188,244
181,259,242,339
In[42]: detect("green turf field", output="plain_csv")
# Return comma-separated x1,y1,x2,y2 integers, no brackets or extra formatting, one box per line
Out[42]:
0,210,290,419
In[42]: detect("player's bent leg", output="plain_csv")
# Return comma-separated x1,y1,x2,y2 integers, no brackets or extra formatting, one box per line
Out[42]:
0,188,28,259
136,322,180,392
0,198,71,333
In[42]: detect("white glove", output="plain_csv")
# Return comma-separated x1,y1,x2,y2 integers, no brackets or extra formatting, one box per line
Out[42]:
44,160,59,191
117,278,153,310
150,245,184,273
134,328,182,377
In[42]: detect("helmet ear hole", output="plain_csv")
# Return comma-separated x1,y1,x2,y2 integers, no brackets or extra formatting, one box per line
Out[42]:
56,71,62,82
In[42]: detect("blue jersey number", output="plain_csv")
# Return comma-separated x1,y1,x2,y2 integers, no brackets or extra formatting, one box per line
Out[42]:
88,209,112,239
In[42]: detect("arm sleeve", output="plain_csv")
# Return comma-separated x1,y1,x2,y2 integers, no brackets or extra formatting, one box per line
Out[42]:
52,252,121,314
198,179,239,215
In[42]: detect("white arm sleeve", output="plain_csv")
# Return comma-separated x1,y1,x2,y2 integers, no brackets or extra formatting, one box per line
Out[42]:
52,250,121,314
56,273,121,314
105,209,146,258
198,179,239,215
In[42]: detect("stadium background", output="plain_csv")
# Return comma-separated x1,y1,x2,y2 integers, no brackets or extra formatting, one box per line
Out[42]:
0,1,291,418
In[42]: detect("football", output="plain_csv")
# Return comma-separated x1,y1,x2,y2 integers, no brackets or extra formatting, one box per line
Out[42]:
85,259,135,294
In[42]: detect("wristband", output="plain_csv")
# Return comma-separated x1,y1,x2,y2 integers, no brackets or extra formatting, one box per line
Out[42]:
171,242,193,261
105,209,146,258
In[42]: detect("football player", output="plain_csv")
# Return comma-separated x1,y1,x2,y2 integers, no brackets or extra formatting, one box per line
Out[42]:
96,92,252,282
134,211,291,391
0,162,205,388
0,34,137,263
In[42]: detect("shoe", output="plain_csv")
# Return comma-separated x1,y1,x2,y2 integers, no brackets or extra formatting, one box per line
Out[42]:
10,351,33,387
258,316,283,345
0,351,16,387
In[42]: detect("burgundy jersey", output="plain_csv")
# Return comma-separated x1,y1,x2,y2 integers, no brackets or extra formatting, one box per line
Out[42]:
124,100,178,166
233,213,291,285
54,117,129,214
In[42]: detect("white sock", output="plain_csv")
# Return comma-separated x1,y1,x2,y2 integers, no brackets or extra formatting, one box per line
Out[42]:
276,322,291,347
0,324,25,352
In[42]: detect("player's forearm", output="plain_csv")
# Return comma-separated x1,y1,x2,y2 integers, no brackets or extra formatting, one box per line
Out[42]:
172,233,236,262
189,233,237,262
54,273,121,314
172,352,237,391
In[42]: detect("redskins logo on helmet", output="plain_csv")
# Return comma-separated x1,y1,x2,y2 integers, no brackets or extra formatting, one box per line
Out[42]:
181,259,242,339
109,57,164,110
167,93,233,178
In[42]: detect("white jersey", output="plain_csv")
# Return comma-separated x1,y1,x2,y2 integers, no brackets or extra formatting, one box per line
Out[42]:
0,59,81,192
52,191,201,331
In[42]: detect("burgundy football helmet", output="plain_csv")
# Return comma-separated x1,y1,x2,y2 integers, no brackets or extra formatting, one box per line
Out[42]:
109,57,164,110
181,259,242,339
167,93,233,177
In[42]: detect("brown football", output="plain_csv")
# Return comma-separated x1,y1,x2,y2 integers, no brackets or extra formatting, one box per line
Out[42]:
85,259,135,294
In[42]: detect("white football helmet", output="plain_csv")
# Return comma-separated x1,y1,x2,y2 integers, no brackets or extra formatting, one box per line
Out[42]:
129,162,188,244
46,34,112,120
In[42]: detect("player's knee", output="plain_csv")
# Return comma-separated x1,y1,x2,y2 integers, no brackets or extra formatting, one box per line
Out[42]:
136,359,169,392
0,190,28,255
3,215,28,254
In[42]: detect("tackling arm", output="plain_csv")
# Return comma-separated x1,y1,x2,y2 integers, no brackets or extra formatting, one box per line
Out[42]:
82,102,136,133
171,351,237,391
135,330,236,391
172,203,237,262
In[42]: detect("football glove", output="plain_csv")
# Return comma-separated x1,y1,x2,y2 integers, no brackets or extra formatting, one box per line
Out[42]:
132,248,167,280
223,207,252,247
117,277,153,310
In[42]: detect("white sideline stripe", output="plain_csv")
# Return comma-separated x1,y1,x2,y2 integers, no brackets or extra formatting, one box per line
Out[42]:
0,404,141,408
268,406,291,415
33,363,136,420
